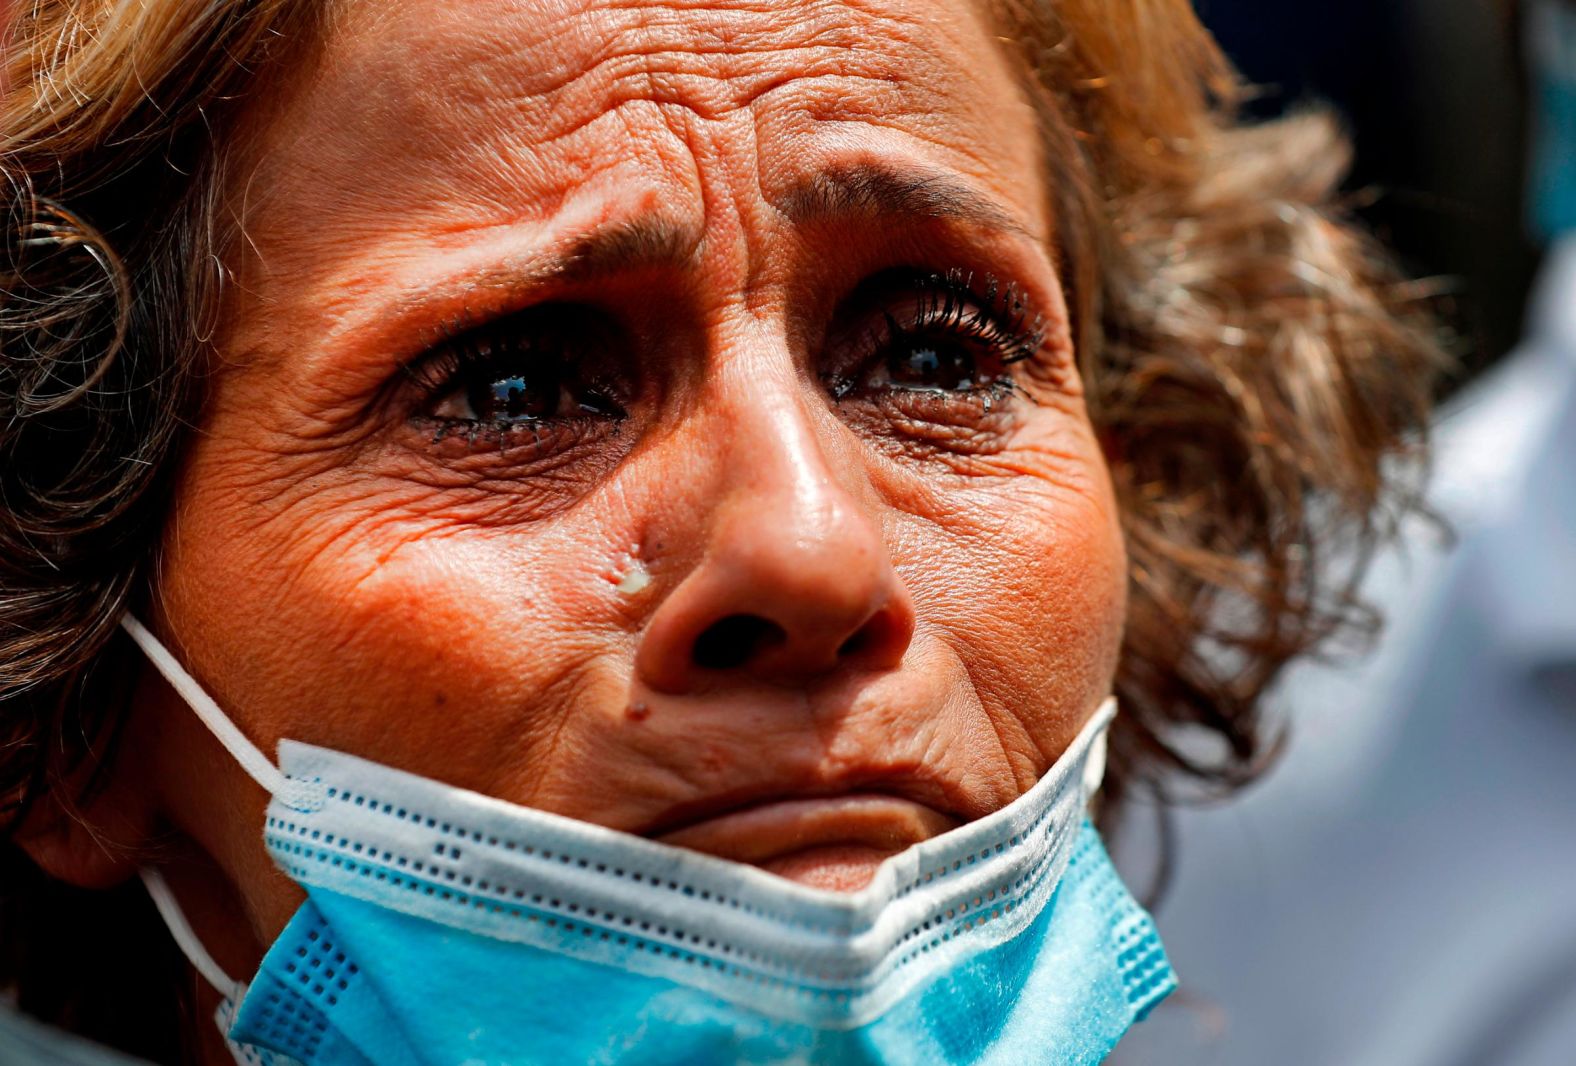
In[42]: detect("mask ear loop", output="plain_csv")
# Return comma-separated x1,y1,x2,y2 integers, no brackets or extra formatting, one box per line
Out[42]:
1081,696,1115,799
139,866,247,1004
1082,715,1110,798
119,615,323,813
120,615,323,1036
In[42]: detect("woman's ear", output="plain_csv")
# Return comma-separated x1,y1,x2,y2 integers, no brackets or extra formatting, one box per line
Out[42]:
11,755,160,889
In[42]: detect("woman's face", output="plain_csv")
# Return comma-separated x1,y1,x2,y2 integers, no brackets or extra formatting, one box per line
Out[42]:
132,0,1126,945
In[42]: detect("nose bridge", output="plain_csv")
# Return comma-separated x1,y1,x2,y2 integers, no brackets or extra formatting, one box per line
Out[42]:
710,355,866,560
633,329,914,693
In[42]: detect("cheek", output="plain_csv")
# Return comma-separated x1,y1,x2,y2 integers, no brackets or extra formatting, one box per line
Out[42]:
157,437,648,794
889,413,1126,749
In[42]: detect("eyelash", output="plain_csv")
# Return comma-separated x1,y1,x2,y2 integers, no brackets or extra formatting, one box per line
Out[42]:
824,267,1047,401
400,307,627,442
913,268,1043,362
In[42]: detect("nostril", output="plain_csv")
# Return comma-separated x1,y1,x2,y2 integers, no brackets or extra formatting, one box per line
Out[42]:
837,630,869,658
692,614,787,671
837,607,905,666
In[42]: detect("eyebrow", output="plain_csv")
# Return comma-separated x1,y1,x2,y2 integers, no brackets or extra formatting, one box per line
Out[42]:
772,162,1032,237
388,215,702,326
559,216,701,279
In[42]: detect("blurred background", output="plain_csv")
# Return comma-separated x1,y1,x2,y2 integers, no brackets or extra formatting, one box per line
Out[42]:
1197,0,1541,379
1111,2,1576,1064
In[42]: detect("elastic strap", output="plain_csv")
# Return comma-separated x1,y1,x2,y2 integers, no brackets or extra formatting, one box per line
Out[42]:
1082,696,1115,798
120,614,322,812
139,867,245,1002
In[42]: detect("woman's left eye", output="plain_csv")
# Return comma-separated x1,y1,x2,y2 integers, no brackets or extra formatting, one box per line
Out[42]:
872,336,992,392
827,270,1045,402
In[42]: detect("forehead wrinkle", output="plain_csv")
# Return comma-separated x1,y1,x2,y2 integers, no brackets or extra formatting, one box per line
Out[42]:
259,0,959,195
238,0,1012,249
223,0,1049,370
447,0,918,113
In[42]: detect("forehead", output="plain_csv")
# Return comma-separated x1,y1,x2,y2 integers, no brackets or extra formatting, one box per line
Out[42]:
240,0,1047,264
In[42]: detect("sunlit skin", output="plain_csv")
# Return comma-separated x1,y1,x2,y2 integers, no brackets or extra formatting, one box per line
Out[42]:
22,0,1127,1058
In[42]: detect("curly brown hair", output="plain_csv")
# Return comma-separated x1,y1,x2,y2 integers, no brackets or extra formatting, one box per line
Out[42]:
0,0,1441,1054
1002,0,1443,808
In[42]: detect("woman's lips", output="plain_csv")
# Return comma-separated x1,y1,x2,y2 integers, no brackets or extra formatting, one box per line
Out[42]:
653,795,962,891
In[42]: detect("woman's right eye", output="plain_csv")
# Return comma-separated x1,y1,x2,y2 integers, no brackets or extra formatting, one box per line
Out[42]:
409,306,627,429
430,360,620,423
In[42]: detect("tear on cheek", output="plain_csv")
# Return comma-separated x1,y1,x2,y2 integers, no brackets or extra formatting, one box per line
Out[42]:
605,544,651,595
617,560,651,595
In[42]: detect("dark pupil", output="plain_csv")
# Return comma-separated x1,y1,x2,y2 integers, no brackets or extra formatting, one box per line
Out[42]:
471,369,557,421
892,338,977,390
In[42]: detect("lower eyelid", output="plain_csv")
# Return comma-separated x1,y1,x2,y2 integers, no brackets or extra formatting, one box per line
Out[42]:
849,378,1022,416
407,412,620,457
847,400,1021,459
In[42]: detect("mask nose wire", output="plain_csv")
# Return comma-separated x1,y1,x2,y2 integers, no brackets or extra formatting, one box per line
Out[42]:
119,615,323,813
139,866,245,1002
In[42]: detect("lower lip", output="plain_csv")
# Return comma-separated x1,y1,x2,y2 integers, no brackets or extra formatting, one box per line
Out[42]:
653,795,961,890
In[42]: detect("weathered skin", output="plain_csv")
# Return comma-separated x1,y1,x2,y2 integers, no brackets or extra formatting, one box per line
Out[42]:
24,2,1126,1057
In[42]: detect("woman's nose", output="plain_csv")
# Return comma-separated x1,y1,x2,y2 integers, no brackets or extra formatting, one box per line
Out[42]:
635,395,915,694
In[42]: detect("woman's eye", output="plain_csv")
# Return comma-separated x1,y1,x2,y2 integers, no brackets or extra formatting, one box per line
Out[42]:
875,335,991,392
432,364,614,423
829,270,1045,402
411,306,627,428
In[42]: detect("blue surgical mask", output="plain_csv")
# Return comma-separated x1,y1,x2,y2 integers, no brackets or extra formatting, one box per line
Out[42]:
124,615,1174,1066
